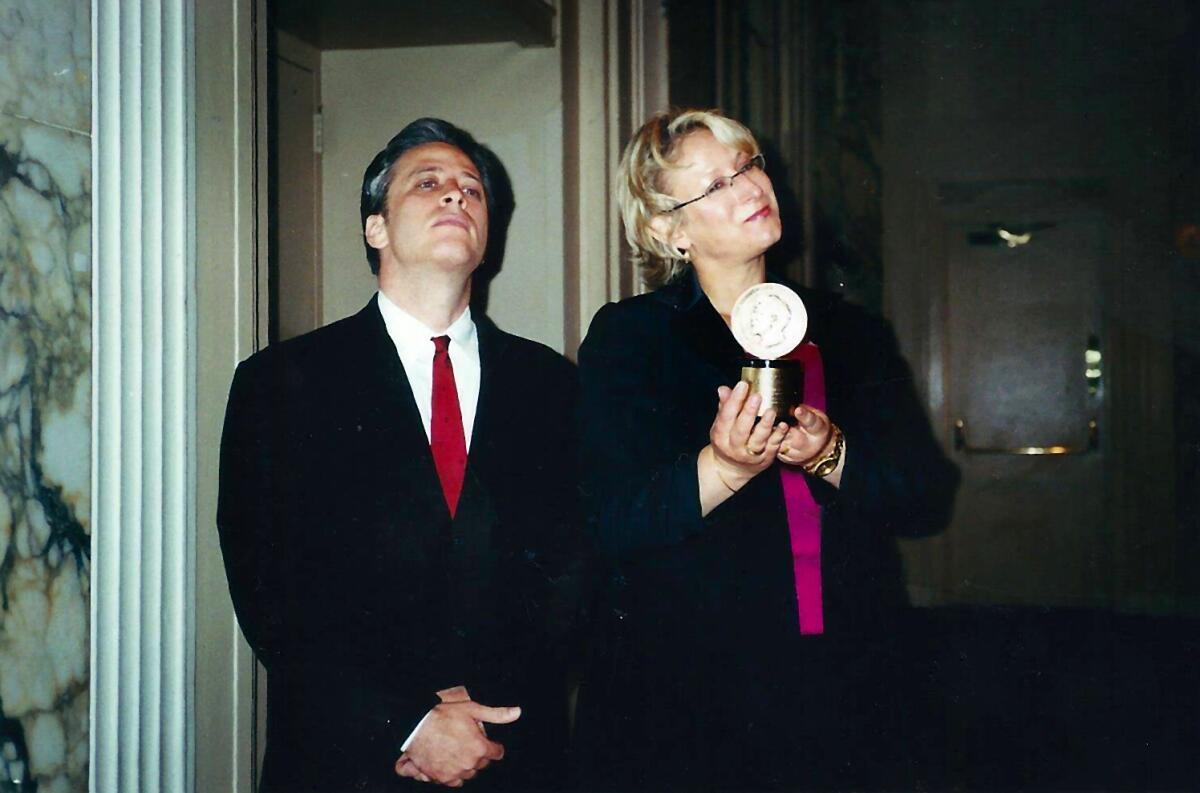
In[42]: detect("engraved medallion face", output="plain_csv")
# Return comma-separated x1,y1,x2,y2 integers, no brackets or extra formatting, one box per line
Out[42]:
730,283,808,359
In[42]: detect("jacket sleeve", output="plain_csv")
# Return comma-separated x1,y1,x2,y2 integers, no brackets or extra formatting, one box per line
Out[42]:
216,358,280,659
215,355,436,756
577,302,709,558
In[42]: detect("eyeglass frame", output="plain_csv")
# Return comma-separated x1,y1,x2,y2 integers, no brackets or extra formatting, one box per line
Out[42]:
659,153,767,213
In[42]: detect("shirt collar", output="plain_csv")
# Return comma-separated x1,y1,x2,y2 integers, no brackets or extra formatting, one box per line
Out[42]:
376,289,476,355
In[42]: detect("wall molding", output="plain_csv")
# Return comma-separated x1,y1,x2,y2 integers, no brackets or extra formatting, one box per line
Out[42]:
560,0,666,358
91,0,195,789
192,0,269,790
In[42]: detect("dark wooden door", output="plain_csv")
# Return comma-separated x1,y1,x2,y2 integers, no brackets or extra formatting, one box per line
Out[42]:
939,183,1111,607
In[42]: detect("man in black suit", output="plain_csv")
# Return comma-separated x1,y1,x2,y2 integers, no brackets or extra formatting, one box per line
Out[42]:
218,118,581,791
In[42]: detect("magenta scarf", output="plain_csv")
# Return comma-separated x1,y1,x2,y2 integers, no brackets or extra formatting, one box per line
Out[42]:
779,342,826,634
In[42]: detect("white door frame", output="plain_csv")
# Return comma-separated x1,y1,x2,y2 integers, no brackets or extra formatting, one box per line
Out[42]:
193,0,269,790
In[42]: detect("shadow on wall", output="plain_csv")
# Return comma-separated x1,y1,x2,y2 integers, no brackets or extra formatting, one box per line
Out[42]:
469,140,515,319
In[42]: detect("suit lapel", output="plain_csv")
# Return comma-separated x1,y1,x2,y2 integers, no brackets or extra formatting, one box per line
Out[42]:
469,314,508,461
353,296,450,523
353,299,524,538
450,312,507,552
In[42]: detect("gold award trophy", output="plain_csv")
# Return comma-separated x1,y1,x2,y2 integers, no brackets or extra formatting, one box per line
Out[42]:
730,283,808,424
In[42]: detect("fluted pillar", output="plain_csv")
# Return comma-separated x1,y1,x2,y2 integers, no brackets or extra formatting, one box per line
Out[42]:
91,0,193,790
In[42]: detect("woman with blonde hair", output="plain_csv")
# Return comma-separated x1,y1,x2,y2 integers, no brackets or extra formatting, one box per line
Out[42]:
572,110,958,790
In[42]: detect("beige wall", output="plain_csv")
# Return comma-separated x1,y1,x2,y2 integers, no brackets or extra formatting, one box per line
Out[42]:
321,42,566,352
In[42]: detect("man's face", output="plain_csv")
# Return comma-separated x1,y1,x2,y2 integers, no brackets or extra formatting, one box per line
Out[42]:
365,142,489,278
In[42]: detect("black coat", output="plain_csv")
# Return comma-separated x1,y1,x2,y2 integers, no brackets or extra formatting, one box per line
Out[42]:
572,272,958,791
217,297,583,792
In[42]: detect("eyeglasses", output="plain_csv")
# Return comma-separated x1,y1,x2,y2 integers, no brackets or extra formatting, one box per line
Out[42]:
661,153,766,213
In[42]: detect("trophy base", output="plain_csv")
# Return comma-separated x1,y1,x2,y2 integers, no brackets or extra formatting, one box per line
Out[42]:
741,359,804,424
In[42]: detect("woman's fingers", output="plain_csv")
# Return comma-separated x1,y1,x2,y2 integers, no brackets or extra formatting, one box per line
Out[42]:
780,405,834,463
714,382,749,432
744,408,781,453
793,405,831,431
716,382,766,450
768,420,790,450
711,384,793,473
731,393,764,445
793,405,822,431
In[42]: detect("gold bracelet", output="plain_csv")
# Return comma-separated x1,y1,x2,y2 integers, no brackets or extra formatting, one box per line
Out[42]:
802,423,844,477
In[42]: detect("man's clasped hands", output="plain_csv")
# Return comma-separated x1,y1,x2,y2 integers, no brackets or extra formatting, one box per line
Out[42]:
394,685,521,787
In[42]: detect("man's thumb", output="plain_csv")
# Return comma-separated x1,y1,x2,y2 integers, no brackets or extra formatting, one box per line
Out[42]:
471,704,522,724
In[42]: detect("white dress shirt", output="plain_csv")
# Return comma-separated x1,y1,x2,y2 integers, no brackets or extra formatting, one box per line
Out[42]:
377,290,481,448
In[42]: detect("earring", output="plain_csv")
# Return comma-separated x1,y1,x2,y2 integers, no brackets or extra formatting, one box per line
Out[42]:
676,247,690,260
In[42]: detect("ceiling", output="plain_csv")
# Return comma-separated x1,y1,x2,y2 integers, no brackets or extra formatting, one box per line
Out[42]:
274,0,556,50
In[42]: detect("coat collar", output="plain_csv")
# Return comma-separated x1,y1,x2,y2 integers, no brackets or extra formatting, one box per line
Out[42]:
353,291,515,457
651,266,710,312
350,294,513,524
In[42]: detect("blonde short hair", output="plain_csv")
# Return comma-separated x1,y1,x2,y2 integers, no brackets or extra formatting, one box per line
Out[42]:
617,109,760,288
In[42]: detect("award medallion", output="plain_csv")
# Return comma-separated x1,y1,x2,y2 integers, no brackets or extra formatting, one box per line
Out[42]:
730,283,808,360
731,284,808,422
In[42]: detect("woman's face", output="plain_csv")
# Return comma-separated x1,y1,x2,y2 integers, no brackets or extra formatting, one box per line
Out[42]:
658,130,782,270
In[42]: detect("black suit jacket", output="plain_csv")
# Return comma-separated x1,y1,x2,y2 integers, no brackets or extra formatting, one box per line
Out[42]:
572,272,959,791
218,297,582,792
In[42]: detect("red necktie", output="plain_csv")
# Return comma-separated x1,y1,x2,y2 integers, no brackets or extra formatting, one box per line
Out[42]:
430,335,467,517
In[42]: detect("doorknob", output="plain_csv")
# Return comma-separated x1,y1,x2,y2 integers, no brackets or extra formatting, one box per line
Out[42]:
953,418,1098,455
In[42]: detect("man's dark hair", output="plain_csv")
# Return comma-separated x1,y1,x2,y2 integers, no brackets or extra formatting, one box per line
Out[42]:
359,118,503,275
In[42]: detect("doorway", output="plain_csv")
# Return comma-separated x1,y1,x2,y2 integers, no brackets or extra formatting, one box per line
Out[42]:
269,31,323,343
939,181,1111,607
266,0,569,349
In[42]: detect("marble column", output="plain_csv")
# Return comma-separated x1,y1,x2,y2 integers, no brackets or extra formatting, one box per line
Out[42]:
0,1,93,791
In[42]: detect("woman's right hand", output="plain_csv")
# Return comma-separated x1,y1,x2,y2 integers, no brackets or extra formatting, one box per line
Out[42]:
698,381,789,514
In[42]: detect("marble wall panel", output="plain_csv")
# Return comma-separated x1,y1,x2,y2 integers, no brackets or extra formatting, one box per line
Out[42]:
0,0,91,134
0,1,92,791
